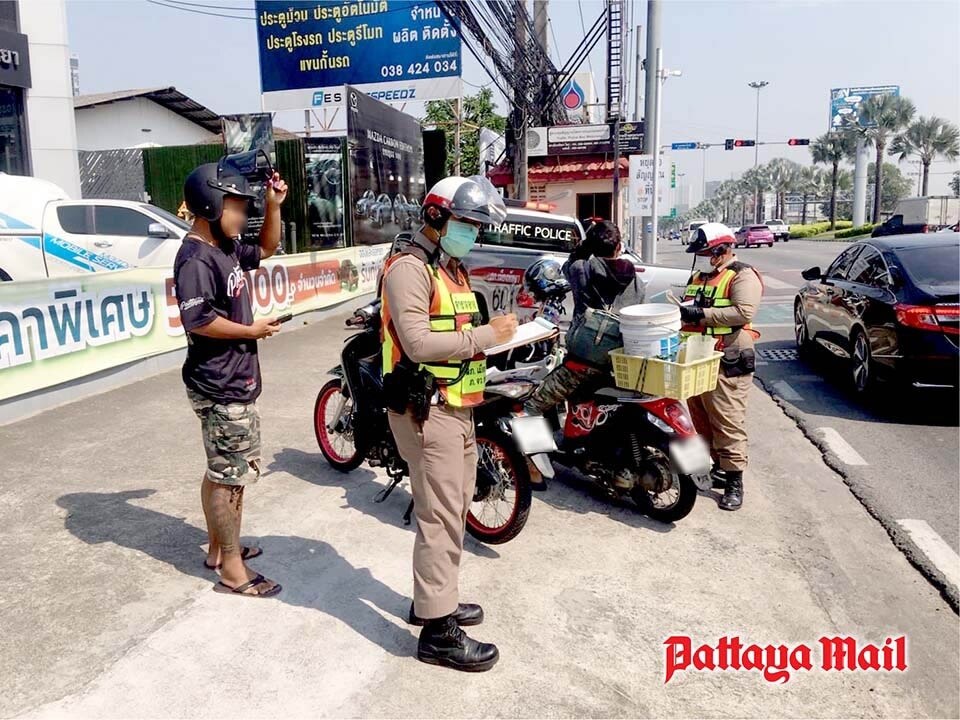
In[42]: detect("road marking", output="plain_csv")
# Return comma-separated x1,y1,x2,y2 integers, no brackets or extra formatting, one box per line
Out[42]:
772,380,802,402
815,427,868,466
757,348,798,362
762,276,796,291
897,519,960,589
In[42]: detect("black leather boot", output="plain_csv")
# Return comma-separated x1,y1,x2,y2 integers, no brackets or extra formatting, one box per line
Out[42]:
408,602,484,627
719,470,743,511
417,614,500,672
710,467,728,489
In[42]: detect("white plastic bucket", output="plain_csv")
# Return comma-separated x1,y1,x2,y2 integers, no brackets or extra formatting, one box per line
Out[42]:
619,303,681,358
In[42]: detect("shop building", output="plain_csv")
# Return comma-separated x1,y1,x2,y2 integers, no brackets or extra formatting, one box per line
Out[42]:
0,0,80,196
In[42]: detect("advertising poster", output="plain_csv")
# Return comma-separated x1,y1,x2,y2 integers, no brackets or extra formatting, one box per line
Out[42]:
304,137,346,249
254,0,462,111
628,154,672,217
829,85,900,130
346,85,425,246
528,122,645,157
0,246,390,402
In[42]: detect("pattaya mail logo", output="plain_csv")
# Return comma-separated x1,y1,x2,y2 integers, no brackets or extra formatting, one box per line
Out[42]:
663,635,907,684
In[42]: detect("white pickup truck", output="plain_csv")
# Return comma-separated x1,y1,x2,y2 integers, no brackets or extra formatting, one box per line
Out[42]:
764,218,790,242
0,174,189,282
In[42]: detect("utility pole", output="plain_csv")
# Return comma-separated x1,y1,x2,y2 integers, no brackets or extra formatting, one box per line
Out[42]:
513,0,528,199
607,0,624,225
304,109,311,138
641,0,661,263
852,137,868,227
631,22,642,250
748,80,768,222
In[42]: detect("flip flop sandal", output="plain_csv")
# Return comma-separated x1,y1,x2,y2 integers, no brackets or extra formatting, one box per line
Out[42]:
203,546,263,570
213,573,282,599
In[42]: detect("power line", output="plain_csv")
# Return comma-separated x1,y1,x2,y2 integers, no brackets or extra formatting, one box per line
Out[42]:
156,0,254,10
576,0,596,80
145,0,251,19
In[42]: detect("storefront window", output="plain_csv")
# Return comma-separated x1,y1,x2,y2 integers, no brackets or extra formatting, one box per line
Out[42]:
0,86,28,175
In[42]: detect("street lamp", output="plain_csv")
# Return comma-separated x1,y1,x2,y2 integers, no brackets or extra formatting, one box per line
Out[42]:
647,56,682,261
748,80,769,221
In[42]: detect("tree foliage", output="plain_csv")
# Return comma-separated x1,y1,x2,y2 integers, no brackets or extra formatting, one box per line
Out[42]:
423,88,506,177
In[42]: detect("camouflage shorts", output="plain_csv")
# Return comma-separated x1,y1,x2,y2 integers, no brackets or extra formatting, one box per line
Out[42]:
186,388,261,486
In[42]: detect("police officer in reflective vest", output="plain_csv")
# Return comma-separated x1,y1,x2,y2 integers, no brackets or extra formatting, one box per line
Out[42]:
678,223,763,511
380,176,517,671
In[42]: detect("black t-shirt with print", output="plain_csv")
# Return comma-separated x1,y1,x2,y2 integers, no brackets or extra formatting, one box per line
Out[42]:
173,236,262,404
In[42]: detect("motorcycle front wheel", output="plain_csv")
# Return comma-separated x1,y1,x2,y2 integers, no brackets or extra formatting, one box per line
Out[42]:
314,378,365,472
466,426,533,545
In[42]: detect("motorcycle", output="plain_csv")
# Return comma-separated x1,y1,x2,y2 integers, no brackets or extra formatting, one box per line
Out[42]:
314,299,554,544
506,284,712,524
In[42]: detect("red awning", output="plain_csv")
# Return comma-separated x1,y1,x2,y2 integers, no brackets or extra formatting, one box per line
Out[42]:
489,155,630,186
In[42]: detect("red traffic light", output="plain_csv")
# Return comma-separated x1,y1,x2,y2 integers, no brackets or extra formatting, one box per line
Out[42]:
733,139,755,148
788,138,810,146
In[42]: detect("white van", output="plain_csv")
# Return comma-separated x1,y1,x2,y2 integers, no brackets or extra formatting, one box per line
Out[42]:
683,219,709,246
0,173,188,282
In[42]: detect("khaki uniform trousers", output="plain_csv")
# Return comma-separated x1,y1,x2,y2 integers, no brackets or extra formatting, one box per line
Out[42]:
389,404,477,619
688,372,753,472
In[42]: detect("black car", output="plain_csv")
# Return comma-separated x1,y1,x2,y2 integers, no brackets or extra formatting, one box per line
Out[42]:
795,234,959,393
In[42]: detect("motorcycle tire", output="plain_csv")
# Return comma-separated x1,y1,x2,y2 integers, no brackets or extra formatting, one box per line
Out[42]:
314,378,365,472
466,426,533,545
632,472,698,524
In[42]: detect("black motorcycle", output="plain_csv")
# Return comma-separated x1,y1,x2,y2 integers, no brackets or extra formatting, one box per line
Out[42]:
314,299,549,544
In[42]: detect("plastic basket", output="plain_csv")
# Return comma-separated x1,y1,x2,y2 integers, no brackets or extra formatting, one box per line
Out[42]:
609,348,723,400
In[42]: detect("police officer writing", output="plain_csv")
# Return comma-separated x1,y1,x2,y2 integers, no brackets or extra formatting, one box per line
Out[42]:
379,176,516,672
679,223,763,511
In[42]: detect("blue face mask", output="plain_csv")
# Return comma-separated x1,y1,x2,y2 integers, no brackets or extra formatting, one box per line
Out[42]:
440,219,480,258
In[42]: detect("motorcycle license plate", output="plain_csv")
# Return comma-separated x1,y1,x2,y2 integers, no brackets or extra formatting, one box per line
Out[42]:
510,415,557,455
670,436,712,475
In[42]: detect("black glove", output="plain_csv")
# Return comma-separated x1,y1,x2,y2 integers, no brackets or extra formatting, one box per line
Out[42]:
679,305,705,324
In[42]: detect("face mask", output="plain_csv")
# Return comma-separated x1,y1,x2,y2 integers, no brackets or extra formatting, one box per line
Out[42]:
440,219,480,258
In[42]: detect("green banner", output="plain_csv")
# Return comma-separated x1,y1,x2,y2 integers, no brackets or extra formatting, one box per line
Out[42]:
0,245,390,401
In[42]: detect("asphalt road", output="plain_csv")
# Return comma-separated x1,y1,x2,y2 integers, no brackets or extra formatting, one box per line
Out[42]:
657,238,960,600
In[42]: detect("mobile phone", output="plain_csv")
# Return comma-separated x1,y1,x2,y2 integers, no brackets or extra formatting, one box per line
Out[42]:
275,313,293,324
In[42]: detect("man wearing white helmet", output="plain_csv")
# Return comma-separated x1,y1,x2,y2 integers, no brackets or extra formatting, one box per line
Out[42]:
679,222,764,511
380,175,517,671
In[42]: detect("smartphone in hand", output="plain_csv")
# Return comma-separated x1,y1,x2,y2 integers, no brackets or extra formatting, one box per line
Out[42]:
275,313,293,324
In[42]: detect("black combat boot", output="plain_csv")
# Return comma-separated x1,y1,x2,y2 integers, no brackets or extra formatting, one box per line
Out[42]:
417,614,500,672
718,470,743,511
408,602,484,627
710,467,728,489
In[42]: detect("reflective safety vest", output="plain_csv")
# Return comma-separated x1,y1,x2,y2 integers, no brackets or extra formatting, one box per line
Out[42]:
681,264,757,337
381,255,487,408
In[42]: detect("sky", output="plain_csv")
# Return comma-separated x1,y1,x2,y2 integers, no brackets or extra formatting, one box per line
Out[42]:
65,0,960,202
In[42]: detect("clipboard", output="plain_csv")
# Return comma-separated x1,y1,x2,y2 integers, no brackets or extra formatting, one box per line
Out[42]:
484,317,559,356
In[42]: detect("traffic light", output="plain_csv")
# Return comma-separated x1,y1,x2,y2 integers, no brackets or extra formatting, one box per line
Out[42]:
788,138,810,146
734,139,756,148
725,138,734,151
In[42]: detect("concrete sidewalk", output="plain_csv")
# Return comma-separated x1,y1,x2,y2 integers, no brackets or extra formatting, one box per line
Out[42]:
1,309,957,718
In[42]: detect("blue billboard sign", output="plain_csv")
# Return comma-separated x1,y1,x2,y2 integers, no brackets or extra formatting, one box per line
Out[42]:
830,85,900,130
255,1,462,111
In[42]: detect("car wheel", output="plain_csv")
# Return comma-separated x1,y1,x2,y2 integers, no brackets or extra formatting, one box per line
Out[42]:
850,328,874,395
794,301,813,356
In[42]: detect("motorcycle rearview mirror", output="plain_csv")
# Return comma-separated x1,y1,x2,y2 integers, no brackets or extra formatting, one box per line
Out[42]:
218,149,274,183
801,266,822,282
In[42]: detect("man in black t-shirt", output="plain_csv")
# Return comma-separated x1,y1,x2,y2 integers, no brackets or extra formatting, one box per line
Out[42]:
174,161,287,599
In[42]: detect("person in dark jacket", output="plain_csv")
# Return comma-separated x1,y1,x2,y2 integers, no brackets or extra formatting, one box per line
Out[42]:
525,220,645,415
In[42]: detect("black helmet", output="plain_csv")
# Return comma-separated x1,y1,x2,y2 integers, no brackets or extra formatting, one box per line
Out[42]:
422,175,507,230
183,162,257,222
524,258,570,301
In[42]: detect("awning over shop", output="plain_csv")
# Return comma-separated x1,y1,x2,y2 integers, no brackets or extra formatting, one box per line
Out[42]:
489,155,629,186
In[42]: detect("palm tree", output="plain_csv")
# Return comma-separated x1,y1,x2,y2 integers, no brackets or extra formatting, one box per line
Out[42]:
951,170,960,198
767,159,802,219
797,166,825,225
810,132,856,229
844,94,916,223
889,116,960,196
742,166,773,223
